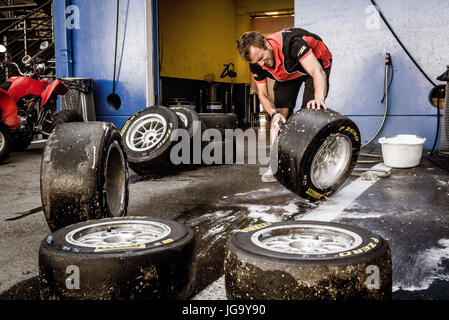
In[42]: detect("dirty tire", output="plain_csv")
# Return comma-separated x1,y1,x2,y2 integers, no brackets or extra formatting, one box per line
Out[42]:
41,122,129,231
170,105,200,138
52,110,83,130
39,216,196,300
224,221,392,300
273,109,360,201
121,106,181,175
0,123,11,163
198,113,238,136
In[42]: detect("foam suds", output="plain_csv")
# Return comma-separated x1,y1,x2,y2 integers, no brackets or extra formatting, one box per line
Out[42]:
295,163,391,222
436,178,449,186
233,188,274,197
341,203,425,220
393,239,449,292
379,134,426,145
240,199,303,222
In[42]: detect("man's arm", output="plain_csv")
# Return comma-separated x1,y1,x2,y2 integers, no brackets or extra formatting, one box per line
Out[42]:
254,80,286,128
254,80,277,117
300,52,328,110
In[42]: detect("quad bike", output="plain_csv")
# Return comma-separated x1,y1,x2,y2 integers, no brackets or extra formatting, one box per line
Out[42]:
0,41,81,163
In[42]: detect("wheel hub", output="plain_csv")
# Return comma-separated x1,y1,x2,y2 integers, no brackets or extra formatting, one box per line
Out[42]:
310,133,352,189
126,114,168,152
251,224,363,256
65,220,172,248
0,131,4,151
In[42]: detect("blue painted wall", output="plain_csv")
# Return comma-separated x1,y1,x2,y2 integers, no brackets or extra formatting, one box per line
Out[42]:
294,0,449,148
54,0,151,129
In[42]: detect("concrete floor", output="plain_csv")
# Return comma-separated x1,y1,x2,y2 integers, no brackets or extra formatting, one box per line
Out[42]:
1,134,449,300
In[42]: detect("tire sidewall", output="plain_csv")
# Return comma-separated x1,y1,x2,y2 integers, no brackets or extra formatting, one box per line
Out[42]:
100,127,129,219
121,106,180,163
170,106,199,138
52,110,84,129
41,122,129,231
0,123,11,161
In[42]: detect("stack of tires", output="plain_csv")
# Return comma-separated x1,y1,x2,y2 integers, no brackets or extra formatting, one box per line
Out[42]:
39,120,197,300
120,105,238,176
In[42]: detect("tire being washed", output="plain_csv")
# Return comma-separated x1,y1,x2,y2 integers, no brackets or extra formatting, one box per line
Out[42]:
41,122,129,231
224,221,392,300
272,108,361,201
39,216,196,300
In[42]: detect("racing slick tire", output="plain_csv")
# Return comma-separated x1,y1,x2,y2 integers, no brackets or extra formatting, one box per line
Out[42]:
41,122,129,231
0,123,11,163
272,108,360,201
39,216,196,300
51,110,83,130
224,221,392,300
121,106,183,176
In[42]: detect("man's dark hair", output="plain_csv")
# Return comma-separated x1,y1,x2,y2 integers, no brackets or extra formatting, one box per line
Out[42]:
236,31,267,61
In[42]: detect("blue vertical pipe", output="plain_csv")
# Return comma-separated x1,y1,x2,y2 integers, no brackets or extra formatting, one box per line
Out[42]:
53,0,74,78
54,0,74,111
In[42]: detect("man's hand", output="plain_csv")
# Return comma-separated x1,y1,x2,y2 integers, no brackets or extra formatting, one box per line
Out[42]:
306,99,327,110
272,112,287,128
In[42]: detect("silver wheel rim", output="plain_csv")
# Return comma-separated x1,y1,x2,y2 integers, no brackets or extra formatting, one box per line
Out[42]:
126,114,167,152
105,141,127,217
0,131,4,152
311,133,352,189
65,220,171,248
175,112,189,128
251,224,363,256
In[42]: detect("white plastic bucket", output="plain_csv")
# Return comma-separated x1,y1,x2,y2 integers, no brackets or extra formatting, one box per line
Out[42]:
378,134,426,168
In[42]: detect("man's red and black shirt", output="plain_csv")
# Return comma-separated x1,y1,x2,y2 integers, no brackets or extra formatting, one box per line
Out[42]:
250,28,332,84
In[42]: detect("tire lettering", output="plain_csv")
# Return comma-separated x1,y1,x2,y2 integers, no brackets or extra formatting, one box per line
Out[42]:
157,128,172,149
306,188,323,200
303,175,308,186
339,125,360,142
120,115,136,136
338,239,379,256
240,222,272,233
94,243,146,252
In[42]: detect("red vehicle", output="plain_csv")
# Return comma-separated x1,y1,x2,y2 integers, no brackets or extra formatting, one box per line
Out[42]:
0,42,80,163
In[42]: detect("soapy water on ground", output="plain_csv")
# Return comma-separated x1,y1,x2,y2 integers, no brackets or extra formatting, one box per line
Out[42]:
393,239,449,292
184,181,449,297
